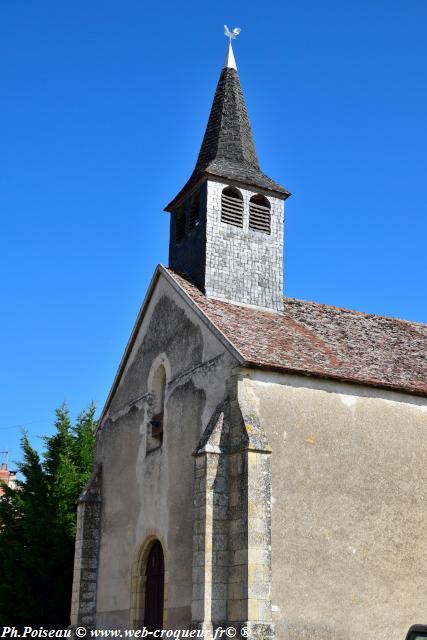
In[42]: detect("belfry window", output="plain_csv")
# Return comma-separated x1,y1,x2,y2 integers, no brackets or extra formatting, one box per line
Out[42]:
221,186,243,227
189,192,200,230
249,194,271,234
175,207,186,242
150,366,166,445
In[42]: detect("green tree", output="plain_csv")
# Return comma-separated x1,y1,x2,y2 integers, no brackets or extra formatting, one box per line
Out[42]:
0,403,96,627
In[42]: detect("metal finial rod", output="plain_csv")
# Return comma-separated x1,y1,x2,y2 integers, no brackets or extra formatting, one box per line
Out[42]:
223,25,240,70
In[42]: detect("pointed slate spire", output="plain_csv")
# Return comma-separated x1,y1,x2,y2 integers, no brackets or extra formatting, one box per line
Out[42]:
165,44,289,211
194,59,259,174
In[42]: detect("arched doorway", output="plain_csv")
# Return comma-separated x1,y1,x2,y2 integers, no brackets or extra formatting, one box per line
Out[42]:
143,541,165,631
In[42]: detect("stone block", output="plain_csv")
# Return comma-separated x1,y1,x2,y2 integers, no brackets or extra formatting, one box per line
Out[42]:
212,582,227,600
247,598,259,621
192,551,205,567
77,600,95,615
212,565,228,583
228,581,246,600
192,583,205,601
247,580,270,599
248,530,268,548
191,599,204,622
81,570,97,581
228,599,245,621
211,599,227,621
233,549,248,565
257,599,272,622
212,534,228,551
248,548,270,566
228,564,245,583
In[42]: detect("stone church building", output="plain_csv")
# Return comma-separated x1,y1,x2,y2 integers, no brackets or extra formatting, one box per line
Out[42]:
71,42,427,640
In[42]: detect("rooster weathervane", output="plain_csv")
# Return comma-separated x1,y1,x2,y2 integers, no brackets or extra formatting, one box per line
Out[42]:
224,25,241,44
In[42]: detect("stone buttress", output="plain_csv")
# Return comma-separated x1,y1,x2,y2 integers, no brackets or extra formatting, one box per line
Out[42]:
191,377,274,639
70,465,102,629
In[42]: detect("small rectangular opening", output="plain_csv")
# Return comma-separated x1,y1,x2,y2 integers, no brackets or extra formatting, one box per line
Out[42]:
151,412,164,441
189,195,200,230
175,208,186,241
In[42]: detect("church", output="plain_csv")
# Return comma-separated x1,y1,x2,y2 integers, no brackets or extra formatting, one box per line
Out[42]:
70,40,427,640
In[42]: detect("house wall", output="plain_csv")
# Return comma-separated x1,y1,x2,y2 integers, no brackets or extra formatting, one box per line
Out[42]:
238,369,427,640
93,275,238,630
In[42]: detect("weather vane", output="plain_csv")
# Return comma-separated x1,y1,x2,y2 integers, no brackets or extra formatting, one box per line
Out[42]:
224,25,241,44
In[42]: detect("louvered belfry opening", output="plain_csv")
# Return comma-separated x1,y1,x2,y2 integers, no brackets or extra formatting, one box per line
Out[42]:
175,206,186,241
221,186,244,227
249,194,271,234
189,192,200,230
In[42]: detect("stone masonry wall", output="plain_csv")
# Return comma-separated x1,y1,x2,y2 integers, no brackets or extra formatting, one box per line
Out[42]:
70,466,102,628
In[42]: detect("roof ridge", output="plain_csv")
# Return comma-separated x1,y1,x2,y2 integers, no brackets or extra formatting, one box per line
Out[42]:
284,296,427,329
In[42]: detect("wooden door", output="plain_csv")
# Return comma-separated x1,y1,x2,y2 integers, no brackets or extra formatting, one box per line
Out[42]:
143,541,164,631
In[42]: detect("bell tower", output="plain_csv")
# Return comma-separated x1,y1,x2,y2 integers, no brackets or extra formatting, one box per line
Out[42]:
165,40,290,312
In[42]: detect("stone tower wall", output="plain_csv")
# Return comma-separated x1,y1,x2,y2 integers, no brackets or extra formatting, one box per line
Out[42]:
168,184,207,292
204,180,284,311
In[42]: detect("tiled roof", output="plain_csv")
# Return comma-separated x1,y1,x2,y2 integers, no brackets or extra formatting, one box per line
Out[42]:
165,67,289,211
168,269,427,398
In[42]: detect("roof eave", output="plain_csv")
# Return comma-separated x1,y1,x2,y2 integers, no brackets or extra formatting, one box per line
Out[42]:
241,360,427,400
97,266,163,428
164,174,208,213
205,170,291,200
164,170,291,213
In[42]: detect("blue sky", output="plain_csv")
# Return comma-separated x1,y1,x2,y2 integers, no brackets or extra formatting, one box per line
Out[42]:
1,0,426,465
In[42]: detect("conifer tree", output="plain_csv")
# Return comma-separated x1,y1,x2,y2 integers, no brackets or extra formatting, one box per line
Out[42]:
0,403,96,627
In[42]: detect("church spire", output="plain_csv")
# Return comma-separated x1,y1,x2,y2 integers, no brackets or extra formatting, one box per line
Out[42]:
165,38,289,211
167,35,289,312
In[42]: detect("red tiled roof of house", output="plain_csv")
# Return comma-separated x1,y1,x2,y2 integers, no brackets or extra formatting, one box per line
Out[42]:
168,269,427,398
